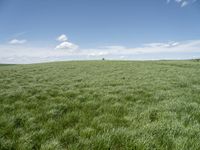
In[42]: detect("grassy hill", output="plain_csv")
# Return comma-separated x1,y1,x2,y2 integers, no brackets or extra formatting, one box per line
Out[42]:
1,61,200,150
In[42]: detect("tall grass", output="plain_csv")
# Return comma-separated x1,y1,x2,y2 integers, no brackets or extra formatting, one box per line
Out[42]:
1,61,200,149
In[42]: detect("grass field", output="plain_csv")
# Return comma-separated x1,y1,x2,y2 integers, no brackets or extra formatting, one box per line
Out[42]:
1,60,200,150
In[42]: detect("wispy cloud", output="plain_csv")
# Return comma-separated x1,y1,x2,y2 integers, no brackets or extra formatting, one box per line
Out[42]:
167,0,198,7
181,1,189,7
12,32,27,38
167,0,171,3
1,39,200,64
9,39,27,44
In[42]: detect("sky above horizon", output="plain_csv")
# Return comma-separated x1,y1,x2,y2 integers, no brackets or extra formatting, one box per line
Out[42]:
0,0,200,63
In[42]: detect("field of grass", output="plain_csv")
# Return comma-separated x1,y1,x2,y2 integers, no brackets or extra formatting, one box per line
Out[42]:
1,60,200,150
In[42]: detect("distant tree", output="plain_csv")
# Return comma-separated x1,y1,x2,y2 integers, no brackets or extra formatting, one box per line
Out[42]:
102,58,105,61
193,58,200,62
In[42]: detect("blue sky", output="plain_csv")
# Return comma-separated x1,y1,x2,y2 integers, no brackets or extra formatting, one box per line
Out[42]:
0,0,200,63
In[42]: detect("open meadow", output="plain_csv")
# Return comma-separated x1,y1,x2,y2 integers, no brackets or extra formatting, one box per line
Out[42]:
1,60,200,150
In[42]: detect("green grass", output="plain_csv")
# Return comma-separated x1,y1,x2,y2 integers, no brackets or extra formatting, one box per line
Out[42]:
1,60,200,150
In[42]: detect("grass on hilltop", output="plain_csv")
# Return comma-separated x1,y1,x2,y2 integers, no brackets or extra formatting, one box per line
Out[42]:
1,60,200,150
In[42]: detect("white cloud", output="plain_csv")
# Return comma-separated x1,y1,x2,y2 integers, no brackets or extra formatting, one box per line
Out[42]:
55,34,78,51
144,41,179,48
78,40,200,58
9,39,27,44
55,41,79,50
57,34,68,42
1,39,200,64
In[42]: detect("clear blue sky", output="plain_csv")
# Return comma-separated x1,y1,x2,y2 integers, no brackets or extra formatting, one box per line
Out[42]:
0,0,200,63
